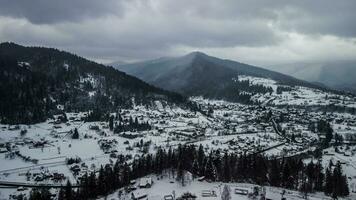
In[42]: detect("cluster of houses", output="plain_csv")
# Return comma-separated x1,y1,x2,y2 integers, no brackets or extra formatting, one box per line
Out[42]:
128,178,289,200
129,177,154,200
98,138,118,154
1,93,356,200
23,169,65,183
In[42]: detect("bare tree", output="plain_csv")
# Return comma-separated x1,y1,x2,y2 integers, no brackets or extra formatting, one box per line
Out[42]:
221,185,231,200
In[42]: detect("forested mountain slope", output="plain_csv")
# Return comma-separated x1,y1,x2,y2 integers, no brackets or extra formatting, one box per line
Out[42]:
0,42,186,124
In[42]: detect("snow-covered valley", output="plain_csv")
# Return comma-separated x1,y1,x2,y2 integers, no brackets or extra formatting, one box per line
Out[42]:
1,92,356,199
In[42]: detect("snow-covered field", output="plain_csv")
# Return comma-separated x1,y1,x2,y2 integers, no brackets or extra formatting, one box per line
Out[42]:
238,75,356,108
101,176,353,200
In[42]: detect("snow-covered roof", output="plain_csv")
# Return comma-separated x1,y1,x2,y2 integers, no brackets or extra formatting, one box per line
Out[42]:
139,177,153,186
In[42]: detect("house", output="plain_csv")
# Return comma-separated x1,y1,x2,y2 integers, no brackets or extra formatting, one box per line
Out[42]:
344,151,352,156
177,193,197,200
70,165,81,173
265,190,285,200
139,177,153,188
131,191,147,200
127,186,137,192
164,195,174,200
201,190,217,197
52,173,65,181
0,147,7,153
235,188,249,195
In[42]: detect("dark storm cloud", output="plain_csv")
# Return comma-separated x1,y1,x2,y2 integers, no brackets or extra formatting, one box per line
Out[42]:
154,0,356,38
274,1,356,38
0,0,124,24
0,0,355,64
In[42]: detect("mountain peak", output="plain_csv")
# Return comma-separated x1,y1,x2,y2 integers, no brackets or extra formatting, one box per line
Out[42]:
185,51,209,58
117,50,328,98
182,51,212,64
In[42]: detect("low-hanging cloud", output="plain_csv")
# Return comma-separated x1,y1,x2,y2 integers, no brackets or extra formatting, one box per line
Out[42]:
0,0,355,65
0,0,125,24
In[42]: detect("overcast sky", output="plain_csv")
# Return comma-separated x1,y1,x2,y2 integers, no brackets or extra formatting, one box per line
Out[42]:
1,0,356,66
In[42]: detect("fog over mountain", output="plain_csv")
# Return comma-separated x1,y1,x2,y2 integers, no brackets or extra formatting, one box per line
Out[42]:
115,51,336,103
266,61,356,93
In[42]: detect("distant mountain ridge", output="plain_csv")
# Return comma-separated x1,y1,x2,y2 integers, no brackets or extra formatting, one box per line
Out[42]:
266,61,356,94
116,52,334,102
0,42,186,124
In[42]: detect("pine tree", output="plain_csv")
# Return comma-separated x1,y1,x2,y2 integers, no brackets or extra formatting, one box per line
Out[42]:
192,159,200,177
317,120,333,147
118,113,123,122
197,144,205,175
222,153,231,182
65,180,73,200
98,165,106,195
305,162,315,192
176,161,185,186
204,157,217,181
109,115,114,131
72,128,79,139
122,162,131,185
269,159,281,187
282,162,292,189
332,161,349,197
88,172,97,198
129,116,133,126
314,161,324,191
58,187,65,200
134,117,139,127
324,167,333,195
78,173,89,199
29,188,51,200
340,175,350,196
236,154,247,181
254,155,268,184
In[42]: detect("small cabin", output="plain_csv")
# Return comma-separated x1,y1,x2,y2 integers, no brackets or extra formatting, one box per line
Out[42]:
177,193,197,200
235,188,249,195
0,147,7,153
164,195,174,200
197,176,205,182
201,190,216,197
131,191,147,200
139,177,153,188
344,151,351,157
